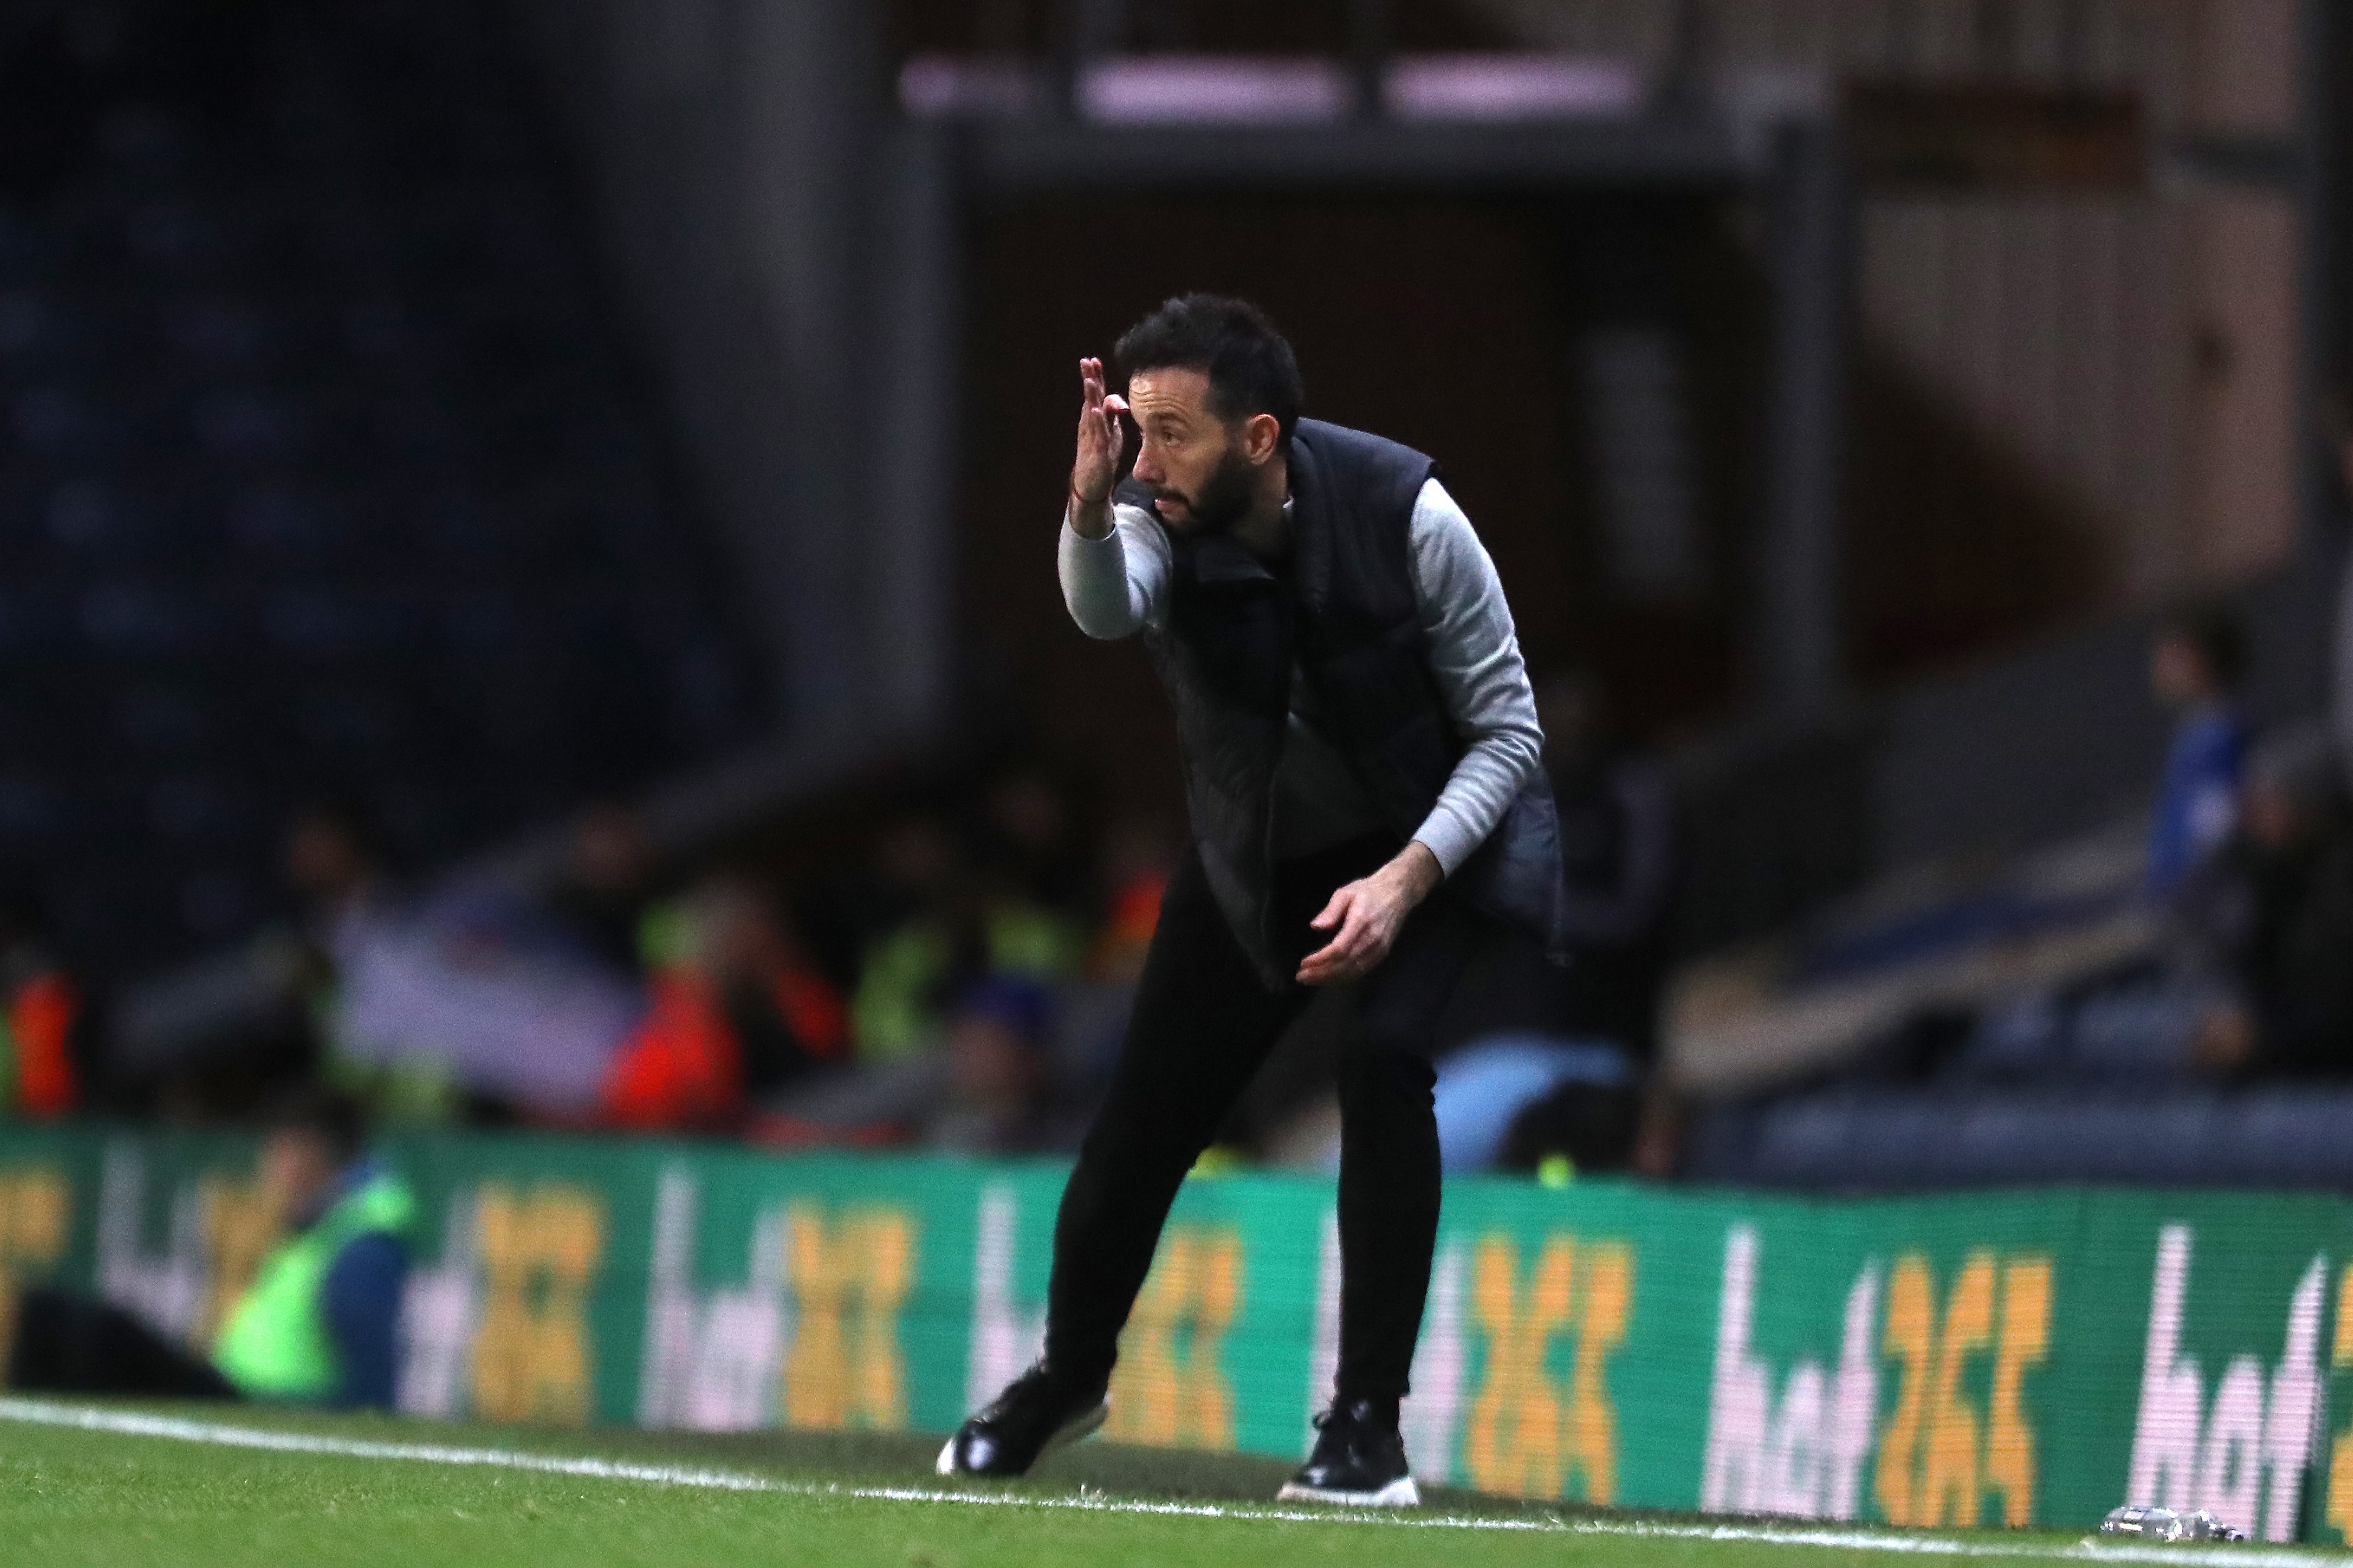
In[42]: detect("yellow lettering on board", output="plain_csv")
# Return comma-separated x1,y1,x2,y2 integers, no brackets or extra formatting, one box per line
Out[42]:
1880,1249,2049,1528
2326,1265,2353,1543
198,1176,280,1346
1467,1235,1571,1498
1877,1254,1935,1526
469,1184,605,1424
1920,1251,1995,1527
1464,1233,1631,1503
1106,1226,1242,1450
1985,1257,2051,1528
1565,1241,1630,1504
781,1206,915,1433
0,1169,70,1368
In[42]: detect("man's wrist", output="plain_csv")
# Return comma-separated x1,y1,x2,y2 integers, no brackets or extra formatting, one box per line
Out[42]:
1068,489,1114,540
1385,841,1444,904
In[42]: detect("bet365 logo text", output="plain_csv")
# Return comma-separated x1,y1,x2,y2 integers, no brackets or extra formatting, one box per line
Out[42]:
1459,1232,1631,1502
632,1169,916,1433
2128,1226,2323,1544
1106,1225,1243,1451
1703,1225,2051,1526
781,1205,915,1433
470,1183,607,1424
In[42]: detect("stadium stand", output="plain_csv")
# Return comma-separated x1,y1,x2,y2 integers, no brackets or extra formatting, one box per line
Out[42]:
0,0,761,998
11,0,2343,1207
1674,706,2353,1192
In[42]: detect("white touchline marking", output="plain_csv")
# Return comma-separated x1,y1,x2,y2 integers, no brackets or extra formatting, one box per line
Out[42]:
0,1398,2339,1564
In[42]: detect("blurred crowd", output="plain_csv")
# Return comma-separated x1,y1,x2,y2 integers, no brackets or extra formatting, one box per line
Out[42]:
276,755,1184,1155
0,664,1688,1180
8,596,2351,1176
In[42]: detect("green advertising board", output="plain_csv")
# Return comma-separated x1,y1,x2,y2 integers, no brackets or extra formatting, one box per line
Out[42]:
0,1123,2348,1541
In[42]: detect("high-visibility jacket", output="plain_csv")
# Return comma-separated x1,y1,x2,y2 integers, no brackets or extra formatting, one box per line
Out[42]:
212,1171,414,1400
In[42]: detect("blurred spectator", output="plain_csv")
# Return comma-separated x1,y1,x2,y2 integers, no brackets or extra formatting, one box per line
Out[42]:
284,802,461,1125
923,978,1058,1154
319,822,644,1122
695,884,850,1097
1538,671,1678,1056
2189,725,2353,1079
547,805,661,979
1431,671,1675,1175
971,767,1091,983
2147,601,2248,898
1088,812,1176,983
284,800,388,937
213,1086,412,1407
1432,1038,1635,1174
850,814,968,1063
601,876,848,1131
0,891,87,1119
1496,1068,1643,1176
8,1086,411,1408
1940,722,2349,1087
850,810,1084,1067
978,765,1093,919
105,804,377,1116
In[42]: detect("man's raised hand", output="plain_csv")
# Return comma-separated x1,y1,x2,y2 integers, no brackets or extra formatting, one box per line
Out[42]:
1070,356,1129,538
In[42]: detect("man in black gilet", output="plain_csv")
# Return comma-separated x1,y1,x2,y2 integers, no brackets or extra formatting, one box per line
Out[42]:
940,296,1564,1506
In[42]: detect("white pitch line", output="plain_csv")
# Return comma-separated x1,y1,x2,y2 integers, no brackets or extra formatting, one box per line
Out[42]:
0,1398,2338,1566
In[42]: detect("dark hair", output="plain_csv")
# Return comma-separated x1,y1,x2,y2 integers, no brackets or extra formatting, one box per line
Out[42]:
2157,599,2248,691
263,1084,368,1167
1113,294,1305,449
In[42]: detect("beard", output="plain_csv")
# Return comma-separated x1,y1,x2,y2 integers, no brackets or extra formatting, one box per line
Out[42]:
1150,446,1257,535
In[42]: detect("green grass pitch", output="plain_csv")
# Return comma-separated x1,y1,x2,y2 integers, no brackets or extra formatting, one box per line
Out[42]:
0,1400,2318,1568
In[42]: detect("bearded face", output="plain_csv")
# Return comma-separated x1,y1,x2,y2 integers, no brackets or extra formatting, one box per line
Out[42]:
1146,443,1257,535
1126,366,1280,538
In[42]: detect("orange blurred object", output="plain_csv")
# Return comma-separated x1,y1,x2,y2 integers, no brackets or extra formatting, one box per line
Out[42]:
8,971,79,1118
773,968,848,1060
598,973,743,1132
1088,871,1167,979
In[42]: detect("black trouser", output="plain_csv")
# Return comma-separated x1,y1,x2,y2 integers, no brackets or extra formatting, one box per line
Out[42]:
1045,835,1483,1413
8,1287,240,1400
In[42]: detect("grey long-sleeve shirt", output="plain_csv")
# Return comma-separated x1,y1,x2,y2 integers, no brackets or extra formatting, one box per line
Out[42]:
1059,478,1544,876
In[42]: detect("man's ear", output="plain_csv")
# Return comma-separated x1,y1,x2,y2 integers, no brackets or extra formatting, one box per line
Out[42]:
1240,412,1282,465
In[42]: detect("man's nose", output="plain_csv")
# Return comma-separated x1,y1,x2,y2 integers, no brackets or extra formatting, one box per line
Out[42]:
1131,444,1163,484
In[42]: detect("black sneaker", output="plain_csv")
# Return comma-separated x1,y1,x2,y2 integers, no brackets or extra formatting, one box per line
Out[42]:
1276,1399,1419,1507
935,1362,1109,1478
